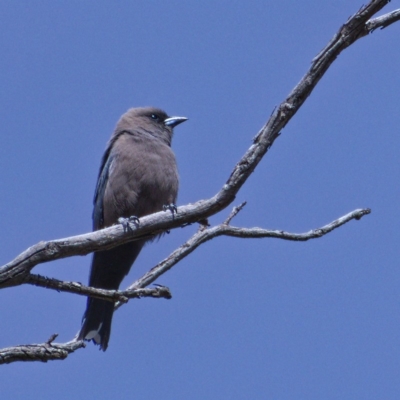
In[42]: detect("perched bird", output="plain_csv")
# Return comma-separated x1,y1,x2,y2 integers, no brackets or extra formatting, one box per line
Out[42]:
77,107,187,350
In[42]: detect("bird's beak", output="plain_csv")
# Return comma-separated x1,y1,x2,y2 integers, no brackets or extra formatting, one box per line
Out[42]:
164,116,188,128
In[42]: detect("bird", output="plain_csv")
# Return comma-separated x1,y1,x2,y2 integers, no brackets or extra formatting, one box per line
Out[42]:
77,107,187,351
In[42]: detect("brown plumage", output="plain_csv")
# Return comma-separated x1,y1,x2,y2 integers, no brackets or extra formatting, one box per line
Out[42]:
77,107,187,350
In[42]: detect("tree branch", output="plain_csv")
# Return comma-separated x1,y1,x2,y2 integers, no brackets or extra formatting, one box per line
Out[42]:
24,274,172,301
124,208,371,295
0,207,370,364
0,335,85,365
366,8,400,32
19,206,370,304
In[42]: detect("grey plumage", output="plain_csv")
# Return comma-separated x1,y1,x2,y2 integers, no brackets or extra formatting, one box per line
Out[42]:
77,107,187,350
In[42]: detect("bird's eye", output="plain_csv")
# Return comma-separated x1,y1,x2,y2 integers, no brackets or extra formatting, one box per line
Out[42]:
150,114,159,121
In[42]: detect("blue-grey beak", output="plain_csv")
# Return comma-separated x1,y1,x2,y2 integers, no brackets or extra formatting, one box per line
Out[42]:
164,116,188,128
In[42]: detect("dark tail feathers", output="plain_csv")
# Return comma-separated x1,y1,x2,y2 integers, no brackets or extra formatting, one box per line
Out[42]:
77,241,144,351
78,297,114,351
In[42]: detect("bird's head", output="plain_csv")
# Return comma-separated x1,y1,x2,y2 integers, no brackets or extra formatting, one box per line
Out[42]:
115,107,187,146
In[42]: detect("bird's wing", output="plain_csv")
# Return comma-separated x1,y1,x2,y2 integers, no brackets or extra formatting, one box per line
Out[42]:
92,143,115,230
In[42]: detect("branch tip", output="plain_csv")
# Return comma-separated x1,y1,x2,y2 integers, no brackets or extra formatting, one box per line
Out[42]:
355,208,371,220
224,202,247,225
46,333,59,345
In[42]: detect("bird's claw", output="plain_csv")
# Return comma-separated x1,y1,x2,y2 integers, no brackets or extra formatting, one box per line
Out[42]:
163,204,177,232
163,203,177,215
118,216,140,232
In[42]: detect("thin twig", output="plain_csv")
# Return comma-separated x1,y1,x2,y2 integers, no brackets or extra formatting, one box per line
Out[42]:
224,202,247,225
25,274,172,301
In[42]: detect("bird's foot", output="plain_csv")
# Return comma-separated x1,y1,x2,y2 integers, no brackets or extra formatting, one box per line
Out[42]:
118,216,140,232
163,203,177,215
163,204,177,233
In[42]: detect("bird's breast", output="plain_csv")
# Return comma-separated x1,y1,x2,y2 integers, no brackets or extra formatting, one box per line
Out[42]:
102,134,179,224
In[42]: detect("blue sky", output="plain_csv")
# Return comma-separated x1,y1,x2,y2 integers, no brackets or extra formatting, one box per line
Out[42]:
1,1,399,399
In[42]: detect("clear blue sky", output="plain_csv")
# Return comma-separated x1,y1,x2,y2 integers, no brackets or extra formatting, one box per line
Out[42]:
1,1,399,399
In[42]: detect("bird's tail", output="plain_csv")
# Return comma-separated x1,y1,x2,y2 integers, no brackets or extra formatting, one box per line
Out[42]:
77,240,144,351
78,297,115,351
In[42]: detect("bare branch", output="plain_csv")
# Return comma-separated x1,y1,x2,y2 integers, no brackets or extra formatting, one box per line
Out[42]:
224,202,247,225
24,274,171,301
0,336,85,364
366,9,400,32
124,208,371,294
220,208,371,241
13,207,370,305
0,208,371,363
